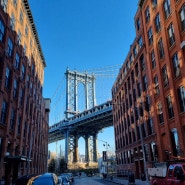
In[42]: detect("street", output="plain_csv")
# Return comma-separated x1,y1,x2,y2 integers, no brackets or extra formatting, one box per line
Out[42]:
73,176,119,185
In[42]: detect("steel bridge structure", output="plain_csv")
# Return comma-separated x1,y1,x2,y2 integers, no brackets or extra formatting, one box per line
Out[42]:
48,69,113,163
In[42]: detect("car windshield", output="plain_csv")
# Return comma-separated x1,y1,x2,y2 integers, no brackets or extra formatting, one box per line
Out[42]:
33,178,54,185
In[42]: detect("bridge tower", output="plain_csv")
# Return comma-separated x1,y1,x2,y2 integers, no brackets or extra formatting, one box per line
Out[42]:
65,68,96,118
64,68,98,164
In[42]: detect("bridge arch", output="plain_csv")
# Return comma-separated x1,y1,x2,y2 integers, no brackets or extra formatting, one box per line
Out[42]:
65,68,96,118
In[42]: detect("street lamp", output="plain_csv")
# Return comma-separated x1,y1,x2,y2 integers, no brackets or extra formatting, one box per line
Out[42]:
99,139,110,178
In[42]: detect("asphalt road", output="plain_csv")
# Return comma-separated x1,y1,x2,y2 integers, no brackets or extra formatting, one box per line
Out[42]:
73,176,119,185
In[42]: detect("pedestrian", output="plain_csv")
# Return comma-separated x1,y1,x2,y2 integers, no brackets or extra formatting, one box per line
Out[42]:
79,172,81,178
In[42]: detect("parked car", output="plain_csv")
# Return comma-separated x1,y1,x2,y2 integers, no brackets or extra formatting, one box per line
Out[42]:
59,173,72,185
61,173,74,183
14,174,38,185
32,173,59,185
58,176,70,185
149,162,185,185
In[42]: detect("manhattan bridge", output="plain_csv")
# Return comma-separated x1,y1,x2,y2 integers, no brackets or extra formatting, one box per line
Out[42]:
48,66,120,165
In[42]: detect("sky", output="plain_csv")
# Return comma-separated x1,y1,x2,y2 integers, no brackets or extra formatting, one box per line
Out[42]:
28,0,139,156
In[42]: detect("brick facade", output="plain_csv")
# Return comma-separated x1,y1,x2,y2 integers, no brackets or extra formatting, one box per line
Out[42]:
0,0,50,184
112,0,185,179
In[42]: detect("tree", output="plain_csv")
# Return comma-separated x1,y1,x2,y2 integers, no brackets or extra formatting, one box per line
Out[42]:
59,158,67,173
48,158,56,173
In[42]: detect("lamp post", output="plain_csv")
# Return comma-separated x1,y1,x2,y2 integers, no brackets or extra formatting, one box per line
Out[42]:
99,139,110,177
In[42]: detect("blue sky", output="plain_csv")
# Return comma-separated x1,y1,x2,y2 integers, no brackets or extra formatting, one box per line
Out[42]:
29,0,138,155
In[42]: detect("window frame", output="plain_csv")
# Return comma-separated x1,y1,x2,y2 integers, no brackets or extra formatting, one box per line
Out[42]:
172,52,180,78
168,23,175,47
166,95,174,119
163,0,171,19
179,4,185,32
158,38,165,59
0,19,5,41
155,13,161,33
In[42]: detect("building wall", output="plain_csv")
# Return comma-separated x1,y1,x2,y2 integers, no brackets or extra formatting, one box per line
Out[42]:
0,0,50,184
112,0,185,179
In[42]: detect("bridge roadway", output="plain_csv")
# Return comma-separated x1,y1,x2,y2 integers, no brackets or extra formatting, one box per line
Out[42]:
48,100,113,163
49,100,113,143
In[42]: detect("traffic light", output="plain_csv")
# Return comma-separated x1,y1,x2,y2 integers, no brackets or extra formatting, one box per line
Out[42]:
103,151,107,161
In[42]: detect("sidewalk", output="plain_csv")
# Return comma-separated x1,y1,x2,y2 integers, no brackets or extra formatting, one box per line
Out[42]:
103,176,150,185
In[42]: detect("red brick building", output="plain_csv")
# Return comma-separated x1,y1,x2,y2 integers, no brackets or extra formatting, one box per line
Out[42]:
0,0,50,184
112,0,185,179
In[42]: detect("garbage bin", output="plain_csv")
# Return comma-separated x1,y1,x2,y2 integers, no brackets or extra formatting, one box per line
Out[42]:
128,173,135,184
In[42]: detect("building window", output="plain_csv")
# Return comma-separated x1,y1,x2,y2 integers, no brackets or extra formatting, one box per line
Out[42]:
172,53,181,77
133,89,136,102
21,64,25,80
4,68,11,90
30,82,33,95
26,75,30,88
170,128,179,157
17,30,22,45
150,142,158,161
135,107,139,121
179,4,185,32
140,54,145,71
0,138,3,160
14,53,20,69
19,88,24,106
151,50,156,69
138,36,143,49
154,75,160,95
152,0,158,8
1,100,7,124
13,0,17,7
1,0,7,12
133,46,137,57
147,118,154,135
7,38,13,57
162,65,169,87
131,71,135,84
158,102,164,124
30,39,32,48
177,86,185,113
145,96,151,112
148,27,153,45
0,19,5,42
25,25,28,37
13,79,18,98
155,13,161,33
145,6,150,23
10,108,15,129
136,18,140,31
19,10,23,23
141,123,146,138
137,82,142,97
142,75,148,91
163,0,171,19
135,63,139,76
23,43,27,54
158,38,165,59
168,23,175,47
17,116,21,134
10,13,15,30
166,95,174,119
